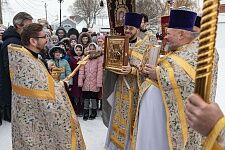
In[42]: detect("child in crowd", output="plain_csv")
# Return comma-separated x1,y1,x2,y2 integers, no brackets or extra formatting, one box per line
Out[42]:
78,32,92,49
55,27,67,41
51,35,59,45
69,44,84,116
91,32,97,43
69,36,77,50
47,46,72,85
78,43,103,120
67,28,79,39
96,35,105,51
60,37,71,52
56,42,70,61
56,41,66,50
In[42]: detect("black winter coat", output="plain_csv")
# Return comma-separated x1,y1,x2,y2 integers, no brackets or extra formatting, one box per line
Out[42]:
0,26,21,107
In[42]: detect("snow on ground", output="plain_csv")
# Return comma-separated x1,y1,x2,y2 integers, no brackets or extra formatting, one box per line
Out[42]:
79,116,108,150
0,121,11,150
0,115,108,150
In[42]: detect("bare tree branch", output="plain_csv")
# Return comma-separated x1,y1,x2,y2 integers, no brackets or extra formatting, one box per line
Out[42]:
136,0,165,25
70,0,104,28
173,0,198,11
135,0,198,26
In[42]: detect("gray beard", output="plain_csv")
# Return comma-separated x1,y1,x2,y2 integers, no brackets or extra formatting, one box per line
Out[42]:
192,32,200,38
164,44,177,52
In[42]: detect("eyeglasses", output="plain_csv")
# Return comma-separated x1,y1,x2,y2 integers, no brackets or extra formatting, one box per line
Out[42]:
33,34,47,39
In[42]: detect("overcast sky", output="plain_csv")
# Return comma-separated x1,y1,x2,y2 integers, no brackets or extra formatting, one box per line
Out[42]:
2,0,76,26
2,0,224,26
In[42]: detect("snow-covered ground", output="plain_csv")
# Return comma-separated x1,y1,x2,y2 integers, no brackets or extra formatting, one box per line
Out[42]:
0,120,11,149
0,115,108,150
79,116,108,150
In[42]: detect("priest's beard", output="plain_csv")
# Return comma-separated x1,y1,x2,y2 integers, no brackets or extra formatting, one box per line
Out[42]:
164,44,178,52
192,32,200,38
36,43,46,53
164,44,170,52
125,28,137,40
140,28,147,32
129,32,138,43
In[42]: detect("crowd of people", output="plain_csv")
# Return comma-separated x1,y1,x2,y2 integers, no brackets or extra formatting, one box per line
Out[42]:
0,12,107,124
0,6,224,150
44,26,105,121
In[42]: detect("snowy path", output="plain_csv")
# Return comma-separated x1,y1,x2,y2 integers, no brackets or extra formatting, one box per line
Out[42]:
0,116,108,150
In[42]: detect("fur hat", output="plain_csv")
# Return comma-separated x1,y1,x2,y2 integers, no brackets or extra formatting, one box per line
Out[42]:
78,32,92,48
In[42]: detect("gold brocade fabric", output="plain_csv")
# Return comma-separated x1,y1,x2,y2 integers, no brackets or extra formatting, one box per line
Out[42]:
110,74,139,149
156,42,201,150
216,127,225,149
204,117,225,150
130,32,159,150
108,34,157,149
155,41,218,150
8,45,86,150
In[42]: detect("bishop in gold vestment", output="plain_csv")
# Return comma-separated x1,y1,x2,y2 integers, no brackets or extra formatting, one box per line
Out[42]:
133,9,218,150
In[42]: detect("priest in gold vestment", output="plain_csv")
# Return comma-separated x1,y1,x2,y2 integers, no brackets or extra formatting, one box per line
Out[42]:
133,9,218,150
8,23,85,150
105,12,157,150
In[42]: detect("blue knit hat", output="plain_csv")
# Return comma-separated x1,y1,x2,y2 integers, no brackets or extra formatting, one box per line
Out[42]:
168,9,197,31
124,12,142,28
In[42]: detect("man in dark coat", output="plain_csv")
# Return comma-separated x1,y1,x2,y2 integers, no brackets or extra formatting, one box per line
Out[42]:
0,12,33,124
